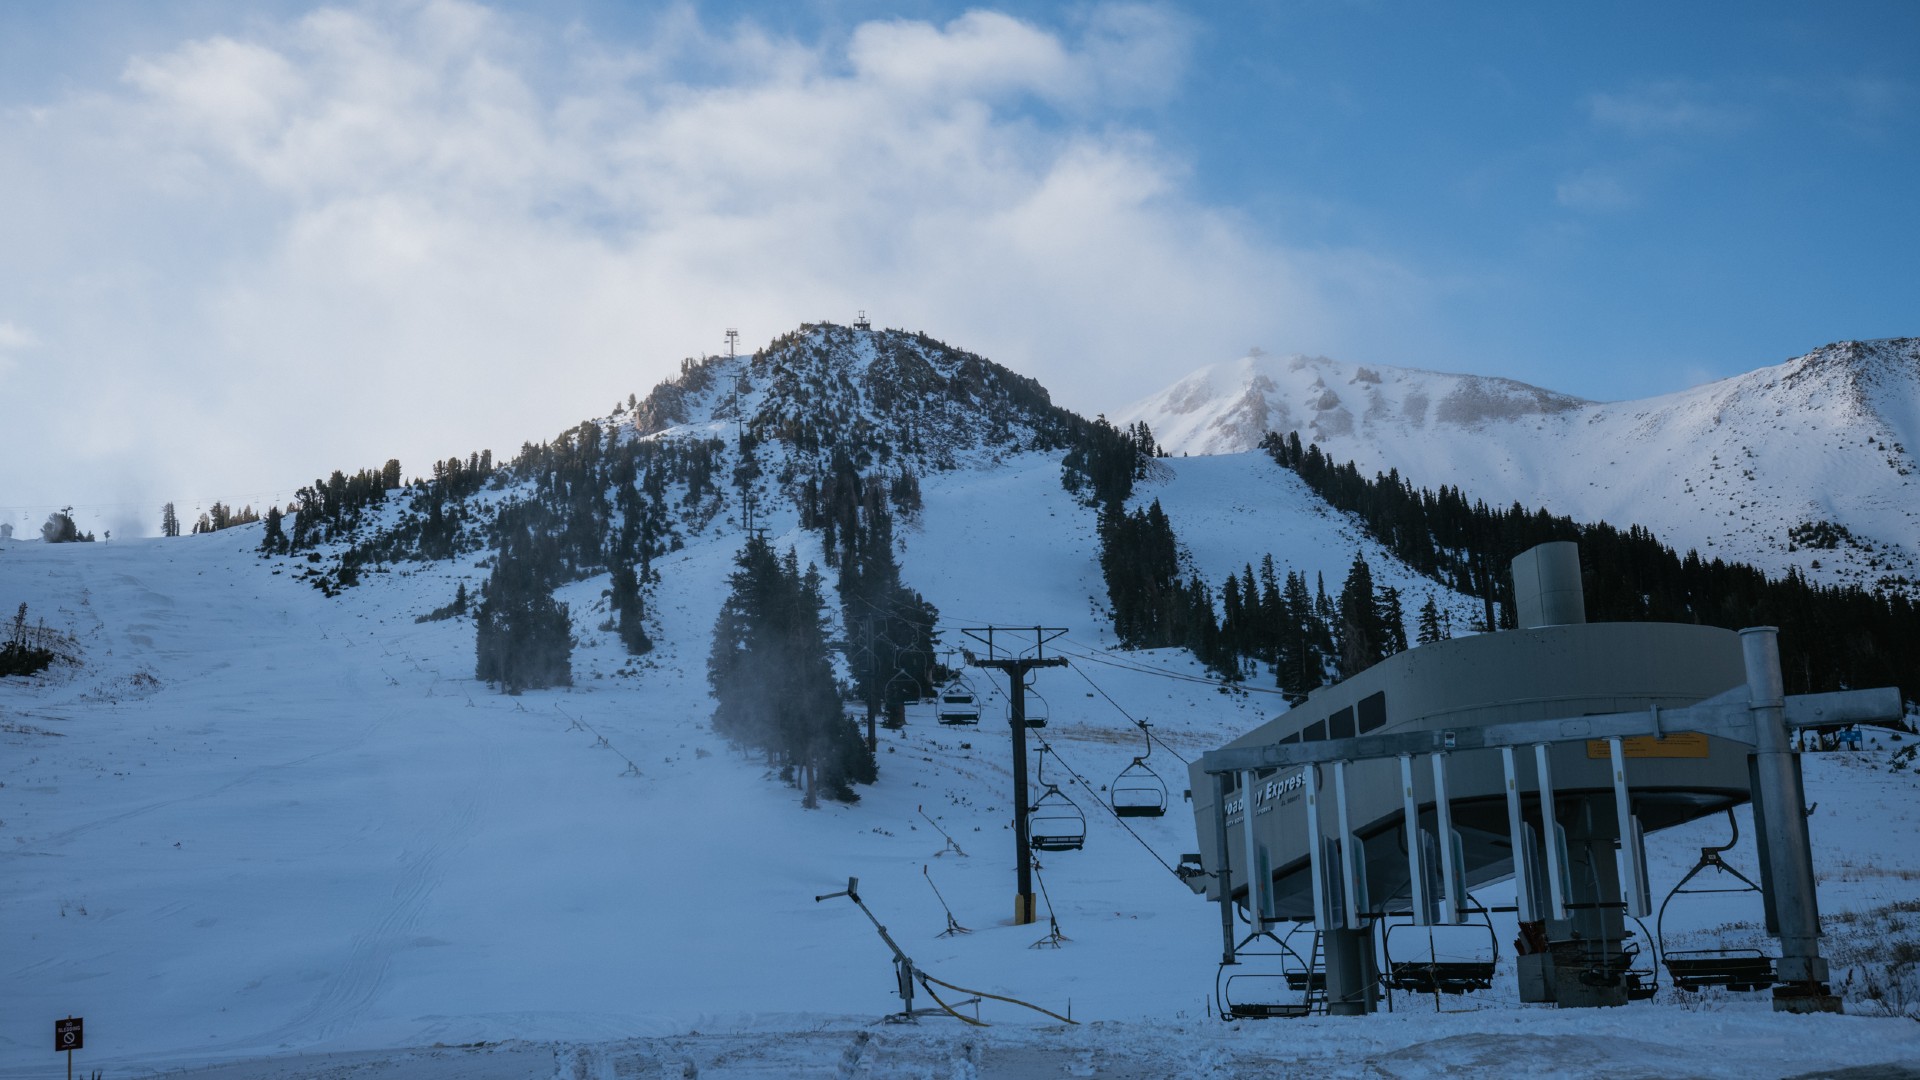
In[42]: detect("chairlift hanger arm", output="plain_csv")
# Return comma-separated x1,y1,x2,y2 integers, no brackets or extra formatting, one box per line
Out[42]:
1198,685,1903,775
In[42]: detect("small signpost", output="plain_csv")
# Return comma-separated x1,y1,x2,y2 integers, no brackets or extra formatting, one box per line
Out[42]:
55,1016,83,1078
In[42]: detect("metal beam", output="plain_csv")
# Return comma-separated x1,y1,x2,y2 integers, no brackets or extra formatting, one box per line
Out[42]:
1501,747,1538,922
1399,754,1429,926
1333,760,1364,930
1430,753,1462,923
1535,743,1568,921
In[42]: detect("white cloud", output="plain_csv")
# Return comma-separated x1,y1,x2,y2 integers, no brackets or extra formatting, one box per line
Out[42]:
0,0,1421,531
1554,169,1634,212
1586,81,1747,136
0,319,36,350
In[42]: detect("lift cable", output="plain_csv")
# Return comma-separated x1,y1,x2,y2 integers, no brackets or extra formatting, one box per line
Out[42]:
1063,659,1192,766
1054,638,1294,699
1032,740,1186,883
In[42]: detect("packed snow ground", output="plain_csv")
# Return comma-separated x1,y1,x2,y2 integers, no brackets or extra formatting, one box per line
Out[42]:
4,452,1920,1078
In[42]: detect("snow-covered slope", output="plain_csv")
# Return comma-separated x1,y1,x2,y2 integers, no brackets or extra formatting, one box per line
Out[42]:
7,323,1920,1076
7,500,1920,1077
1120,339,1920,594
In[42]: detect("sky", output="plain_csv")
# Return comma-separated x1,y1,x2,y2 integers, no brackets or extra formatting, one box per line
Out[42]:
0,1,1913,538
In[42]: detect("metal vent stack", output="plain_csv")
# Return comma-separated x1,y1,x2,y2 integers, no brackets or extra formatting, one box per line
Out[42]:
1511,541,1586,628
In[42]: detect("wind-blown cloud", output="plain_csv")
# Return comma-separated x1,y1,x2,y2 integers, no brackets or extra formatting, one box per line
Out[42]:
0,0,1420,531
1586,80,1748,136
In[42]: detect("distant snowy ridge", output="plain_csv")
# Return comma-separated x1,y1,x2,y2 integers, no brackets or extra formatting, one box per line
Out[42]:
1120,338,1920,595
1121,350,1590,457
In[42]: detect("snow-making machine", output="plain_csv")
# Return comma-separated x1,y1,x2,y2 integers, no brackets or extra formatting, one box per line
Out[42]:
1189,542,1902,1017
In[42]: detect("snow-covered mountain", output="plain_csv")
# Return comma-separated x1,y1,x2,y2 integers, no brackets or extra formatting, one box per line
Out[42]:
1120,339,1920,594
629,322,1077,470
6,324,1920,1075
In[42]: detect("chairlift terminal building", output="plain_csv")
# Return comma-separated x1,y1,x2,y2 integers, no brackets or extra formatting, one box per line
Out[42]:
1185,542,1856,1013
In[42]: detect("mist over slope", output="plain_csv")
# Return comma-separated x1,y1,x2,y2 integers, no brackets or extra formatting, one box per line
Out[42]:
1120,338,1920,595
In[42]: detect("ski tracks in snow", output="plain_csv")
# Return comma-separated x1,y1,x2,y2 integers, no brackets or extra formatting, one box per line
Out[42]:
233,790,483,1053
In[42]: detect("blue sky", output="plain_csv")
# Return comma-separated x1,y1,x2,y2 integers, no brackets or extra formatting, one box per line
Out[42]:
0,1,1914,533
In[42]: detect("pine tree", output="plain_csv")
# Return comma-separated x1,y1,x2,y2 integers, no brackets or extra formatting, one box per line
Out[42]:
260,507,288,553
1336,552,1384,679
609,559,652,655
708,537,875,804
161,503,180,538
474,508,573,692
1416,594,1447,645
1276,571,1323,705
1376,584,1408,656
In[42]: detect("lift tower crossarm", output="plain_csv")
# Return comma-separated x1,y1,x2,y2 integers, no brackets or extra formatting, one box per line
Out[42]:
1197,684,1902,777
961,626,1069,925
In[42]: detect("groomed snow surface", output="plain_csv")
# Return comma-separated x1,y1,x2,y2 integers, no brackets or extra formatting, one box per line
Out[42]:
5,453,1920,1078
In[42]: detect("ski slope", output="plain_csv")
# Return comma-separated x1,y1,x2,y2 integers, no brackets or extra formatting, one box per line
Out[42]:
5,449,1920,1078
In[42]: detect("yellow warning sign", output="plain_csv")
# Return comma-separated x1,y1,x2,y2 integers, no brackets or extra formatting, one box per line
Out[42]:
1586,733,1710,759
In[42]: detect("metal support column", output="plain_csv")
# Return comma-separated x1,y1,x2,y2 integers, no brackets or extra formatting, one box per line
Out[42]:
1502,747,1538,922
1533,743,1568,920
1399,754,1429,925
1214,772,1235,965
1430,753,1464,923
1742,627,1840,1013
1305,764,1329,929
1607,737,1650,918
1240,769,1266,929
1333,760,1364,931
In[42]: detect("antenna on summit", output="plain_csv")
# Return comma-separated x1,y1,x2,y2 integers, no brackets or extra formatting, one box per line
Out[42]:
854,310,871,331
725,328,740,359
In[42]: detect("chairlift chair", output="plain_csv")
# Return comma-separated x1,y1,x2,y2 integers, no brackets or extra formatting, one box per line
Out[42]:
1216,927,1321,1020
936,676,981,726
1381,892,1498,997
1027,747,1085,852
1028,785,1086,852
1110,722,1169,818
1016,686,1049,729
1655,809,1779,993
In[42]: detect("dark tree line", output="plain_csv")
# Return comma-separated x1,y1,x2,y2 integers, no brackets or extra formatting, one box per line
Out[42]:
474,502,574,693
1062,416,1161,511
709,535,875,805
40,509,94,543
192,502,260,534
1096,492,1416,699
284,460,406,551
801,450,941,731
1263,430,1920,706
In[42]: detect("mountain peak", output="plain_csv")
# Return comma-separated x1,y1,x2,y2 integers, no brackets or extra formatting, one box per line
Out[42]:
1122,351,1587,457
626,322,1077,471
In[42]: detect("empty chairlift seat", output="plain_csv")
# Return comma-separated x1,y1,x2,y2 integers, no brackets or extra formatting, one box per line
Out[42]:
937,678,981,726
1110,721,1169,818
1657,811,1779,993
1111,759,1168,818
1028,785,1086,851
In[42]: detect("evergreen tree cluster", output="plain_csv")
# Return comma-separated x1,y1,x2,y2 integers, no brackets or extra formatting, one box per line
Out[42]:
161,503,181,538
285,460,406,551
801,451,942,719
1096,497,1419,697
708,536,876,805
191,502,260,534
473,503,574,693
1062,416,1160,510
1262,430,1920,706
1,603,68,677
39,508,94,543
